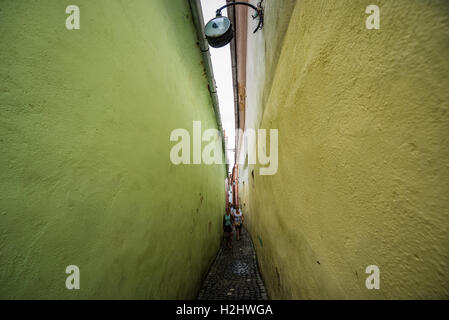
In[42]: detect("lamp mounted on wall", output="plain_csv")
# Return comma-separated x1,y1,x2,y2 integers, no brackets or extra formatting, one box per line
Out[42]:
204,1,264,48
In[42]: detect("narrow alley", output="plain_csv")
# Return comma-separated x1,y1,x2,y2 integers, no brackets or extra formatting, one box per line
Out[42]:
198,228,267,300
1,0,449,303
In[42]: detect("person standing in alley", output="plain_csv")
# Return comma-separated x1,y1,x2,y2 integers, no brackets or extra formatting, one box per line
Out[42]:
232,206,244,241
223,207,234,248
230,204,236,217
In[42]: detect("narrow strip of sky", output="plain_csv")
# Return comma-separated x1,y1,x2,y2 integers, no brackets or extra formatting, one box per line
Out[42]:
201,0,235,173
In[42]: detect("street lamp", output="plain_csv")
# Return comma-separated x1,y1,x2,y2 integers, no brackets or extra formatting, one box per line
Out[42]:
204,1,264,48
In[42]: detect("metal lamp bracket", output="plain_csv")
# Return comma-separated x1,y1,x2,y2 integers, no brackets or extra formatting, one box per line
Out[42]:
216,1,264,33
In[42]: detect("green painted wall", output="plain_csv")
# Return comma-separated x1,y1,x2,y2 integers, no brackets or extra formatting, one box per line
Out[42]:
0,0,226,299
242,0,449,299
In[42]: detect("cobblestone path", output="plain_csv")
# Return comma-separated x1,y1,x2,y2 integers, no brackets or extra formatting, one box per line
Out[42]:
197,227,268,300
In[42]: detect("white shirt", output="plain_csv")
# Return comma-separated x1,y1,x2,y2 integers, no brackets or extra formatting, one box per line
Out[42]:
232,209,242,224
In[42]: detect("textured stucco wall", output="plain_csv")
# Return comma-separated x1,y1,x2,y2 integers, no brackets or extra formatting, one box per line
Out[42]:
238,0,297,230
243,0,449,299
0,0,226,299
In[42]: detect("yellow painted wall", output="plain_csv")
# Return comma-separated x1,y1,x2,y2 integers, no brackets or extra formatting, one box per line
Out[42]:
0,0,226,299
243,0,449,299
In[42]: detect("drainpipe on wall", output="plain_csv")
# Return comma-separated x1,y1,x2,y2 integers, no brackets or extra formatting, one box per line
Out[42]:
189,0,228,174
